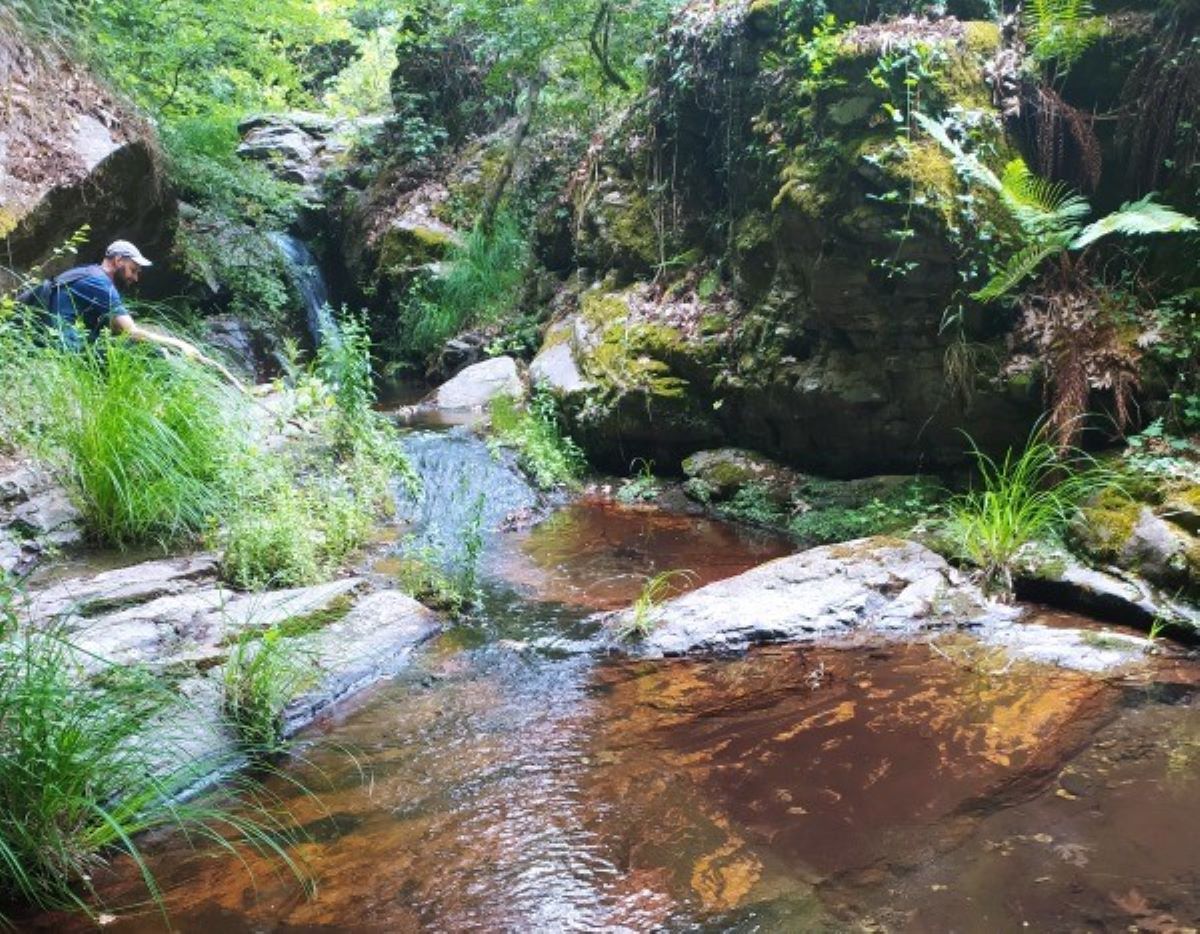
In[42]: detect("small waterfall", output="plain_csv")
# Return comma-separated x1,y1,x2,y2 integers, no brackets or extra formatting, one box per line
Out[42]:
395,427,541,567
269,232,338,346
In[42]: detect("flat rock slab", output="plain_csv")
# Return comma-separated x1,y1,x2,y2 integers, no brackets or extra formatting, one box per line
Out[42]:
283,591,440,732
613,537,1016,657
27,554,221,621
976,620,1151,673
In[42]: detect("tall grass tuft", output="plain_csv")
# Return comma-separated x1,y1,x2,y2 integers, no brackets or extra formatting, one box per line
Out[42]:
400,212,529,360
35,336,242,548
949,429,1119,594
223,626,312,754
0,614,309,922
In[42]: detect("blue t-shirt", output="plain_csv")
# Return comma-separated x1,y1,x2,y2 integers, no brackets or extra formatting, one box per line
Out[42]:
48,265,127,349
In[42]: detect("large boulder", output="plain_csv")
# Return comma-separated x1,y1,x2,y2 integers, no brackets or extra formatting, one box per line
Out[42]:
608,536,1016,656
0,13,174,286
424,355,526,411
536,13,1039,476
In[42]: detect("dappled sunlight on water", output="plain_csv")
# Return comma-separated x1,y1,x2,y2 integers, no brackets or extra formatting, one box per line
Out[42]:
25,498,1200,933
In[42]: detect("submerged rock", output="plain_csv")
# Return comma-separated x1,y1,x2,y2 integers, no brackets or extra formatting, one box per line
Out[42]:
611,536,1015,657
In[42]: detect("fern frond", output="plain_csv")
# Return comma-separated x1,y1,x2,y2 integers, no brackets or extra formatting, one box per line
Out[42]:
1071,195,1200,250
1025,0,1104,67
972,237,1070,302
999,159,1091,233
914,113,1002,193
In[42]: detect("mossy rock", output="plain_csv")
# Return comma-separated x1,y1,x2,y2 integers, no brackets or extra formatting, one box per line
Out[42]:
681,448,800,504
1070,488,1141,564
377,221,455,275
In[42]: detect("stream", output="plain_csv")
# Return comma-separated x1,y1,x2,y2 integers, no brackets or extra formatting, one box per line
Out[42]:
30,429,1200,932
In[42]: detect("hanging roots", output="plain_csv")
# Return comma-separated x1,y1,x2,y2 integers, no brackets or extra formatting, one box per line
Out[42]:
1013,80,1103,193
1118,22,1200,195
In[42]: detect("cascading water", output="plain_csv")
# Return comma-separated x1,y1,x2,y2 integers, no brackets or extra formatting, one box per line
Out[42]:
394,427,542,570
269,231,338,346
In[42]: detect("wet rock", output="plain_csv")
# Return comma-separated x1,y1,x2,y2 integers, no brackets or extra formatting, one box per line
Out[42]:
425,355,526,411
282,591,440,731
611,537,1016,657
1015,541,1200,632
976,620,1151,673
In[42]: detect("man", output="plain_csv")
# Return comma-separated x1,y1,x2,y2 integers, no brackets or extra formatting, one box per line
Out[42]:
28,240,242,387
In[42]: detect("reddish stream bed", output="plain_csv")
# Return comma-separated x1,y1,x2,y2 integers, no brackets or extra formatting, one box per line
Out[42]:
27,499,1200,932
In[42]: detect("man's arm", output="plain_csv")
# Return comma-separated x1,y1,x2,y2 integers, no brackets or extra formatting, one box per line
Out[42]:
111,313,246,391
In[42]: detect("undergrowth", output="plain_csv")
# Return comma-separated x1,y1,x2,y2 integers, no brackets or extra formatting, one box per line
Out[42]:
396,212,529,361
0,326,243,549
489,390,586,490
0,602,310,922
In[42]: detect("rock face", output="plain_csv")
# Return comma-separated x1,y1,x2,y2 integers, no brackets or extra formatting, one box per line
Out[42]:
0,457,82,575
531,13,1038,475
237,112,384,194
0,13,174,285
611,536,1016,656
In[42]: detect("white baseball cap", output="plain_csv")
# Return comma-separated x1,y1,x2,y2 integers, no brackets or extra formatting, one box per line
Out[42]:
105,240,153,267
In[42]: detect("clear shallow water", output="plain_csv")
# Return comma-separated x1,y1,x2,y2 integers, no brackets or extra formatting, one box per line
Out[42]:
22,435,1200,932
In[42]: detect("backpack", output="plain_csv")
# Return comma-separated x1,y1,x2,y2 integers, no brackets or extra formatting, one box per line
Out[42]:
15,267,97,312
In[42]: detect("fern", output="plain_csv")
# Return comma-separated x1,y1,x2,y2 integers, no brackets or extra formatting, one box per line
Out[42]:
1024,0,1106,69
972,237,1070,302
999,159,1091,234
1071,195,1200,250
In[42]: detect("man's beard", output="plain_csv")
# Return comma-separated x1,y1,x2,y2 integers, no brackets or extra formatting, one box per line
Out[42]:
115,265,137,288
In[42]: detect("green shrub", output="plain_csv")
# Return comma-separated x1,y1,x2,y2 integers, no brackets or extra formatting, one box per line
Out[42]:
788,481,941,545
489,390,586,490
0,616,308,920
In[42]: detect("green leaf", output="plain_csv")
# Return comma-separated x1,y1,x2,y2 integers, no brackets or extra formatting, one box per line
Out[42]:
972,238,1069,302
1071,195,1200,250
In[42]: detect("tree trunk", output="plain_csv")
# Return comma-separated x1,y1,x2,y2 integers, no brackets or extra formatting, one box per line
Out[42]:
480,69,547,235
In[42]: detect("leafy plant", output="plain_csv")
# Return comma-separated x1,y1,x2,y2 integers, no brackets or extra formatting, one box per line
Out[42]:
719,482,787,527
0,616,309,921
223,626,312,754
615,458,660,504
616,569,696,641
489,390,587,490
948,428,1119,595
917,112,1199,444
1024,0,1107,71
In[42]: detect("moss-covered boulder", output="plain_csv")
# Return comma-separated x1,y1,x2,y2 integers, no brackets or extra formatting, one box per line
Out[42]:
552,12,1039,476
1071,483,1200,597
681,448,801,504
